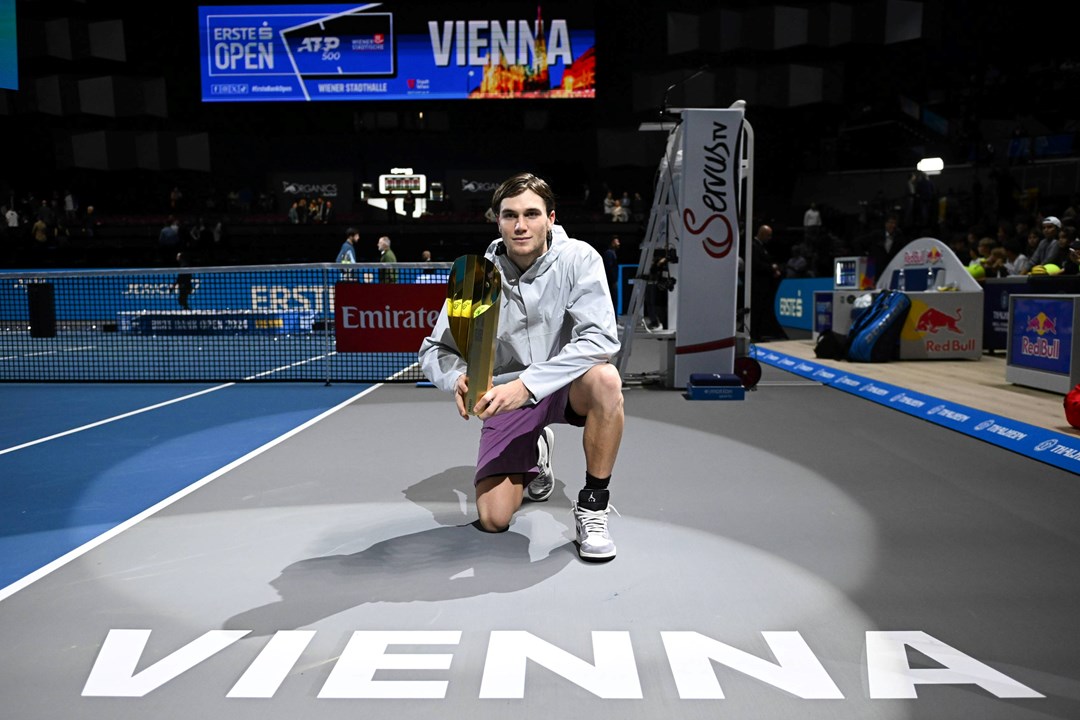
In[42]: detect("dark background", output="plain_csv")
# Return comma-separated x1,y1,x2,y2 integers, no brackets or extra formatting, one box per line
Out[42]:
2,0,1078,268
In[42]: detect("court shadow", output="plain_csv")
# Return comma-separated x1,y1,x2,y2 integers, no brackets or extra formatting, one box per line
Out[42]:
223,466,575,635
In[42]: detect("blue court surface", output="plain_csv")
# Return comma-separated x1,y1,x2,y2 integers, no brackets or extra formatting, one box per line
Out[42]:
0,382,374,587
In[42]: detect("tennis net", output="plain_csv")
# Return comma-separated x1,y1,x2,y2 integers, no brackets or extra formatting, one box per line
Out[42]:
0,263,451,382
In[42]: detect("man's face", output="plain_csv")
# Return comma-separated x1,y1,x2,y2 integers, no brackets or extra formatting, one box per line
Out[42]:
1043,223,1059,238
377,238,388,251
497,189,554,269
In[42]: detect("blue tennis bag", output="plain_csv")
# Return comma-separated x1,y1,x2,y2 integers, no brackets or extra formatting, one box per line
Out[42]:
845,289,911,362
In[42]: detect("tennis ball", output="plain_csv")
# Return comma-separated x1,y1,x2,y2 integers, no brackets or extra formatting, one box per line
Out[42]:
968,263,985,279
1043,263,1063,276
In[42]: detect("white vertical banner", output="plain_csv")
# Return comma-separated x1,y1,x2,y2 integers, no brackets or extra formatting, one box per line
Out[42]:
674,108,744,387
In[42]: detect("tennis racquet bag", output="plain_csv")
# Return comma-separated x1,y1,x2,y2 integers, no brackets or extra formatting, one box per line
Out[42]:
845,289,911,363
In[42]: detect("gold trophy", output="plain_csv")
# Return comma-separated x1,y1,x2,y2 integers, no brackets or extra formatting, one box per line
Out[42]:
447,255,502,414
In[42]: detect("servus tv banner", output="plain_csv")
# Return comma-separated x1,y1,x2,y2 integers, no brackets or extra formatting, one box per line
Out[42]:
198,2,596,102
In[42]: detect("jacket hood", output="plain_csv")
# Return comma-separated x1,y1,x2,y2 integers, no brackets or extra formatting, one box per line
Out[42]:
487,224,568,281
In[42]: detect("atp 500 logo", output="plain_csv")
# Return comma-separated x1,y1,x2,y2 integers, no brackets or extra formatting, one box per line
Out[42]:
298,37,340,52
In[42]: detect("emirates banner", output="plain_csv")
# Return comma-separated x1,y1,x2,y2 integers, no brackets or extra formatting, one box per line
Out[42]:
674,108,744,386
335,282,445,352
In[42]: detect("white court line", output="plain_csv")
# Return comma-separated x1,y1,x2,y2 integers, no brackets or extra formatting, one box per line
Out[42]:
245,351,336,381
1,345,95,361
0,383,236,456
0,384,383,603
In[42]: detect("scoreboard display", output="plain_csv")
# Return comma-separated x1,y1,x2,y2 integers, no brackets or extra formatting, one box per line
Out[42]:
378,174,426,195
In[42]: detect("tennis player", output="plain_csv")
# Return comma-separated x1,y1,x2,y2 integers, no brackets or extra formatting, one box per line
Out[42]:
419,172,623,561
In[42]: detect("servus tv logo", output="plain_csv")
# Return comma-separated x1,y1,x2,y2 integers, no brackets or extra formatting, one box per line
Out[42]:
1021,312,1061,360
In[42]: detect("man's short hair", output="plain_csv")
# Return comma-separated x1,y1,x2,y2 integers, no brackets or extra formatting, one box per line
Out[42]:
345,227,359,237
491,172,556,217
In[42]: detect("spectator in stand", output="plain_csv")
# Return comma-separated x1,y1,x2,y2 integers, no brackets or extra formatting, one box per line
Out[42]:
1003,239,1028,276
1019,228,1041,274
970,236,996,267
803,201,822,244
982,247,1010,278
1054,225,1077,272
308,197,324,224
288,202,300,224
610,199,629,223
188,216,206,251
1027,216,1064,271
602,191,614,219
947,233,971,265
4,204,18,235
860,215,905,283
31,216,50,255
35,199,56,231
785,239,813,278
63,189,78,224
1063,237,1080,276
631,192,646,222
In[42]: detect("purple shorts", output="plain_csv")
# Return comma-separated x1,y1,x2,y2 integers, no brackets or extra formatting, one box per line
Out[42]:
474,383,585,485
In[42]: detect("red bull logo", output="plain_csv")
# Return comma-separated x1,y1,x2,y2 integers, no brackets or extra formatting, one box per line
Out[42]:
1025,312,1057,336
903,248,937,265
916,307,963,334
1021,336,1061,359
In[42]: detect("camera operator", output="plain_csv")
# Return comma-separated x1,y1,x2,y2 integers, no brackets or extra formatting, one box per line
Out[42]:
643,247,676,331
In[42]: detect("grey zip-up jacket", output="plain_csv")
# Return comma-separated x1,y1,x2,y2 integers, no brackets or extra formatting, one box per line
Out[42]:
418,225,620,401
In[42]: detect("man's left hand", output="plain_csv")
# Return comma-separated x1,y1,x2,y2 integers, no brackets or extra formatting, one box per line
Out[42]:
473,378,532,420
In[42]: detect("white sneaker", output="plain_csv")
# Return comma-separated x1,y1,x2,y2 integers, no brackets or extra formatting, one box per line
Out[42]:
572,503,616,560
526,426,555,502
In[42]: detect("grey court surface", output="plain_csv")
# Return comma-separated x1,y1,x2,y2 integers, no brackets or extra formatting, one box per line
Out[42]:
2,364,1080,720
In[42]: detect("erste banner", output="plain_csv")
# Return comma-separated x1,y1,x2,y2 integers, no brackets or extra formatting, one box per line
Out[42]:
198,2,595,102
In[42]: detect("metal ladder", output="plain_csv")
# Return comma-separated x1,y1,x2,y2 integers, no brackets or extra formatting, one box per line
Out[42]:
616,123,682,381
